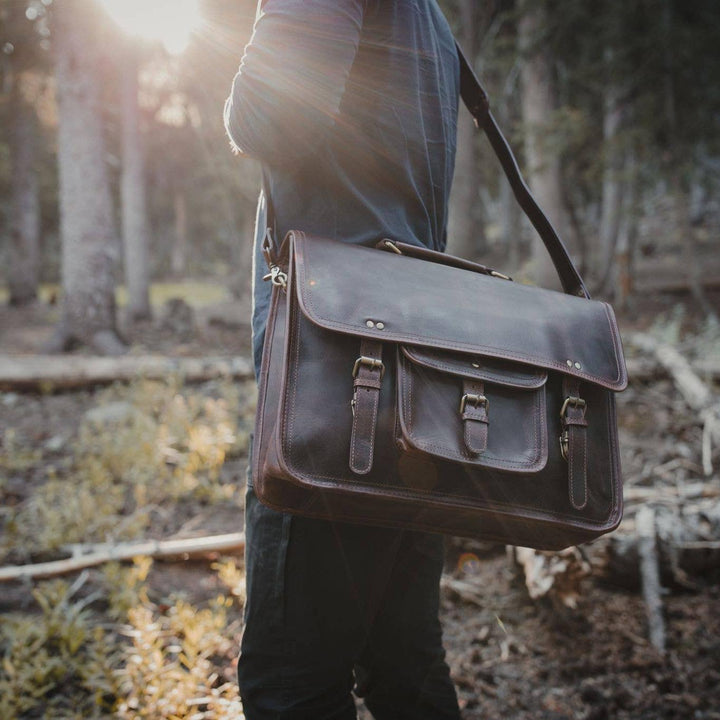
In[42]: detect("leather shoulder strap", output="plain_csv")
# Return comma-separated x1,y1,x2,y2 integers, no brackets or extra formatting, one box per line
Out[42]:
256,4,588,298
456,42,588,298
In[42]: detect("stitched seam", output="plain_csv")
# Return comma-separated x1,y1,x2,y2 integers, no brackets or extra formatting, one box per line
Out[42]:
271,459,615,526
350,387,378,474
282,240,620,525
275,348,619,523
402,355,543,469
603,302,626,387
463,419,487,454
404,348,546,387
350,394,363,472
580,431,587,506
283,295,303,469
251,289,281,486
295,242,623,389
259,495,609,540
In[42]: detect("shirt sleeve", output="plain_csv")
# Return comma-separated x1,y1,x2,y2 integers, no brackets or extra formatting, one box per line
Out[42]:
224,0,366,166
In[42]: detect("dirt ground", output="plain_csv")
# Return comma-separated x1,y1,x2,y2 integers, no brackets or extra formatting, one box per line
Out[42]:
1,290,720,719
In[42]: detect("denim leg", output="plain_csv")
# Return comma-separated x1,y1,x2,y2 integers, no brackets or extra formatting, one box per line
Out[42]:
355,531,461,720
238,455,459,719
238,484,361,720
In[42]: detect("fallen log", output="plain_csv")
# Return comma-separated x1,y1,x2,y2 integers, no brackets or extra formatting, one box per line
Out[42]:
623,482,720,503
625,357,720,381
0,354,253,392
0,532,246,582
598,497,720,589
636,507,666,653
626,333,720,475
626,333,713,409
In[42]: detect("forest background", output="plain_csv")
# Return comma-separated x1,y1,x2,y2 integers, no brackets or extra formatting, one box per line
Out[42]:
1,0,719,719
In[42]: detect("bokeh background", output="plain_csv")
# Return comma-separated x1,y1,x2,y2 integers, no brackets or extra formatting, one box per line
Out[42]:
1,1,719,719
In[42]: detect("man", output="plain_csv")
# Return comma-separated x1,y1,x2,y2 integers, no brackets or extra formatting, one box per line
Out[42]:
224,1,461,717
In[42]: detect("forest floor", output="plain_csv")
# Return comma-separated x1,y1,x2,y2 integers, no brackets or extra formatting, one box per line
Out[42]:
1,287,720,719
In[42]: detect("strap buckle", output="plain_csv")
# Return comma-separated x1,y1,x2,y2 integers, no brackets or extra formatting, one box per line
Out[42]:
560,396,586,461
460,393,489,414
352,356,385,380
560,396,586,420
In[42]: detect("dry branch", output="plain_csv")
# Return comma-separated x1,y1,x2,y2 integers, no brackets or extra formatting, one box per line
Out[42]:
0,532,246,582
0,354,253,391
636,507,666,653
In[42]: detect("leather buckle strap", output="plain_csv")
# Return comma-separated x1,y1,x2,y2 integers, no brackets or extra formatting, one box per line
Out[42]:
561,379,588,510
349,340,384,475
461,380,488,456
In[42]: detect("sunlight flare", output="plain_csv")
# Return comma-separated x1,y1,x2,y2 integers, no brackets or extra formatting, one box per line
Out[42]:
96,0,202,54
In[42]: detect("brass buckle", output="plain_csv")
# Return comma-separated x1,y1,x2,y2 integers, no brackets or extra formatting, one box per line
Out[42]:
560,395,587,420
382,239,403,255
490,270,512,281
460,393,489,414
560,396,586,419
560,430,569,461
352,356,385,380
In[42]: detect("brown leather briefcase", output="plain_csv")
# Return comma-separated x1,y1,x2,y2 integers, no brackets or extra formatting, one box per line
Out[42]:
250,45,627,550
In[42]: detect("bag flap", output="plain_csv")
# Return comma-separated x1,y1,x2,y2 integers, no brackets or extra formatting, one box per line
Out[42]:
291,232,627,391
401,346,546,388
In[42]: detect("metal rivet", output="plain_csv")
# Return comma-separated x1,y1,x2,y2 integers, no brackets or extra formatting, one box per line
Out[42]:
472,363,480,368
376,322,385,330
566,359,573,367
366,320,375,328
574,362,582,370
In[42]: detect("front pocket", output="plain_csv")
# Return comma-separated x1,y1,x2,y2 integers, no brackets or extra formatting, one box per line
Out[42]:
397,346,548,472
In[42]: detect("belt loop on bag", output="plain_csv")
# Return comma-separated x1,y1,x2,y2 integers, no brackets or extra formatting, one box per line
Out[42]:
561,377,588,510
349,339,384,475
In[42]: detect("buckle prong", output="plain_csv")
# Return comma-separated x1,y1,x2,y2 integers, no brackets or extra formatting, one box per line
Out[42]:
352,356,385,380
460,393,489,414
560,396,586,419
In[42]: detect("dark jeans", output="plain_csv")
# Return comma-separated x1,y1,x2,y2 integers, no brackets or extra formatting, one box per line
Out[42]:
238,477,461,719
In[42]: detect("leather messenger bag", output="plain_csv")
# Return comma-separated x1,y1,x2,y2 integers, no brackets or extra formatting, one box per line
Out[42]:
251,45,627,551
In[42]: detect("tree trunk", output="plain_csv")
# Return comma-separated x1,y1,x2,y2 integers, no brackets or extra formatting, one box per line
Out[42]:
6,79,40,306
52,0,125,354
613,148,637,309
446,0,486,260
661,0,716,321
518,4,566,290
596,48,624,292
120,41,151,321
171,188,188,276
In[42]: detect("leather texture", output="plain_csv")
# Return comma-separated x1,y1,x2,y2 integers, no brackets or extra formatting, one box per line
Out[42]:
252,231,625,550
250,40,626,550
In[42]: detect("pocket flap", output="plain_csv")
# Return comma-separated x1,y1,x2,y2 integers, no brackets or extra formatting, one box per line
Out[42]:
397,348,548,472
401,346,547,389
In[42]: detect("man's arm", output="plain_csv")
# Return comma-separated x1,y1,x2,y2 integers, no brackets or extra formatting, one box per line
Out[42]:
224,0,366,166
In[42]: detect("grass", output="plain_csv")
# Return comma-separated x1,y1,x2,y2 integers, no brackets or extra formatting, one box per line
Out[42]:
0,377,255,718
0,281,232,308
